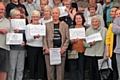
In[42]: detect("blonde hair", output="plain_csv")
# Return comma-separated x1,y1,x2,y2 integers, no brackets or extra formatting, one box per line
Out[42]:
31,10,40,17
44,5,52,13
10,8,20,18
62,0,72,5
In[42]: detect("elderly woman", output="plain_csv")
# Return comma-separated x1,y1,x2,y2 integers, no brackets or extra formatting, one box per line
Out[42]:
69,13,86,80
106,6,118,80
84,0,103,17
103,0,114,28
39,0,48,18
25,10,45,80
7,8,26,80
83,15,107,80
39,5,53,25
84,3,104,28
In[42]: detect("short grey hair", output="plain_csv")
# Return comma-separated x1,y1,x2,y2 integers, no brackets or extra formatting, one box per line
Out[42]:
31,10,40,17
10,8,20,18
52,8,60,14
43,5,52,13
91,15,100,23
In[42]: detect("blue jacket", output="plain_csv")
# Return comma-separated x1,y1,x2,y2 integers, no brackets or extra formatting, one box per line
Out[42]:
10,30,26,50
103,2,114,22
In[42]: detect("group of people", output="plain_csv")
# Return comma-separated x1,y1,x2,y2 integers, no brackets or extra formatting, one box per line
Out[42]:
0,0,120,80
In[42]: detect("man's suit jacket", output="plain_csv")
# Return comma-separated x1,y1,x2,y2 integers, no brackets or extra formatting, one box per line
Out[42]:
43,21,70,56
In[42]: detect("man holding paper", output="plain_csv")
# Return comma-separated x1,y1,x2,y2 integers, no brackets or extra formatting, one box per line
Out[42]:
43,8,69,80
83,15,107,80
0,2,10,80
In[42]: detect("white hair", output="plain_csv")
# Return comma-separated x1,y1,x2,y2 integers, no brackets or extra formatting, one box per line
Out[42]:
43,5,52,13
31,10,40,17
91,15,100,23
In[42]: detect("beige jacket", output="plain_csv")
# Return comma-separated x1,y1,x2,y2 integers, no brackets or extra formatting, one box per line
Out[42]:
43,21,70,56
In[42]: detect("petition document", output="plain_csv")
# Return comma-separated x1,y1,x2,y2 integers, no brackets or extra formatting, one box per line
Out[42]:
50,48,61,65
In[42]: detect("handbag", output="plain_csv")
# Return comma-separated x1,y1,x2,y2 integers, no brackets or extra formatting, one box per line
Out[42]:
68,50,78,59
99,60,111,80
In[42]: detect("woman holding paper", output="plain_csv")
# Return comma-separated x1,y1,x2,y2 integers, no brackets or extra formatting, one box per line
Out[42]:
25,10,45,80
69,12,86,80
7,8,26,80
83,15,107,80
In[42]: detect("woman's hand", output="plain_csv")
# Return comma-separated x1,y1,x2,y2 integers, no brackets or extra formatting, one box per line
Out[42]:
90,41,96,46
65,8,70,13
106,51,110,58
21,41,25,46
86,24,90,27
14,28,19,33
70,38,79,43
34,34,40,39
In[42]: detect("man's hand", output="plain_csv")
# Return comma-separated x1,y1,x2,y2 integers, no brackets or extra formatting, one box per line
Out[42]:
60,48,66,54
0,29,8,34
45,48,50,54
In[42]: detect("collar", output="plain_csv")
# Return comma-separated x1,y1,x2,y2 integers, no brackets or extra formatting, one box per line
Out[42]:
0,17,4,22
92,25,101,31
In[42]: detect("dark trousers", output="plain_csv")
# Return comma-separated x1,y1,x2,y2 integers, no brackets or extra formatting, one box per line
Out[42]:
69,53,85,80
108,53,118,80
27,45,45,79
86,56,102,80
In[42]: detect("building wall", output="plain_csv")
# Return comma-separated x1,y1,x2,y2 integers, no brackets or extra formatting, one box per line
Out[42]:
2,0,10,6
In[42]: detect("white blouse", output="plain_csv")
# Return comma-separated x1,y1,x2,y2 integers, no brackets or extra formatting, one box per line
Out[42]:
39,16,53,25
25,24,43,47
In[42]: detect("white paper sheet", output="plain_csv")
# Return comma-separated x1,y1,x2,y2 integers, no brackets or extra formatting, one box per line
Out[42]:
87,17,92,25
58,6,68,17
69,28,85,40
29,25,46,36
11,19,26,30
98,58,113,70
50,48,61,65
85,32,102,43
6,33,23,45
